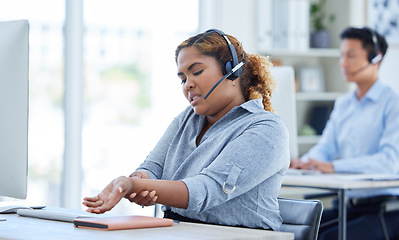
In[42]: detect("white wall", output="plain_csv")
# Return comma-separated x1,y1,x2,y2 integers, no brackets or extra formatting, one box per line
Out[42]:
380,48,399,94
199,0,257,53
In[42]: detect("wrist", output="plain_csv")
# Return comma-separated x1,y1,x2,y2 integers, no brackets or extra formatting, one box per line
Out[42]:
127,176,142,195
122,176,136,198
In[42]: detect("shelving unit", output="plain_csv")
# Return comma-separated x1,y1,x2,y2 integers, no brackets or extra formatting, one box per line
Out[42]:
253,0,366,156
261,49,349,156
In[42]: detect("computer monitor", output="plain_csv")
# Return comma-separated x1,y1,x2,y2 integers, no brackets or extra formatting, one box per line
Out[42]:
270,66,298,159
0,20,29,200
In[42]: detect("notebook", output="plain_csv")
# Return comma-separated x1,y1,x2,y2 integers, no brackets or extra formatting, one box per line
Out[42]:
74,215,174,230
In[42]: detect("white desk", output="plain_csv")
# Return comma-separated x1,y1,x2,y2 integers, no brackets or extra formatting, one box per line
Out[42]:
0,212,294,240
283,173,399,240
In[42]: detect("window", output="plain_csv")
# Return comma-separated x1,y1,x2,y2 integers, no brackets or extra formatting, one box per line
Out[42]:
0,0,198,215
0,0,65,206
82,0,198,215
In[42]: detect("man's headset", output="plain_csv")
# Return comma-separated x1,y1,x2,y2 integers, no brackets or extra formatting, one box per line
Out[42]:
203,29,245,99
349,28,383,76
367,28,383,64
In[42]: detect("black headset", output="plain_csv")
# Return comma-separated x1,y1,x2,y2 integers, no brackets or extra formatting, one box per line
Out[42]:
365,28,382,64
205,29,243,80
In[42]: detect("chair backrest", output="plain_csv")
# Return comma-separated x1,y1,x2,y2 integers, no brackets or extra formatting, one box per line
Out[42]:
278,198,323,240
270,66,298,159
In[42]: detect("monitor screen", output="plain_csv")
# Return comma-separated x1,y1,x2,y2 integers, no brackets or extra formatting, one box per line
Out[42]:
270,66,298,159
0,19,29,199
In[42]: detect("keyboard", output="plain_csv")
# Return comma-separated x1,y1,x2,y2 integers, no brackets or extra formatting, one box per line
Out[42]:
285,168,322,175
16,208,97,223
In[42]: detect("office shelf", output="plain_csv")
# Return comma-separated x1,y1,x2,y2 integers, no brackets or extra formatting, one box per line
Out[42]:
296,92,344,101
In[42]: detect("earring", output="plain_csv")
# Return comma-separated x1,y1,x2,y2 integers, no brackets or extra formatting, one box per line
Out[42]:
232,81,236,86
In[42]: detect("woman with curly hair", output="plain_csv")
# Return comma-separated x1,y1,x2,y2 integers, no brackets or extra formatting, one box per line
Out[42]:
83,29,289,231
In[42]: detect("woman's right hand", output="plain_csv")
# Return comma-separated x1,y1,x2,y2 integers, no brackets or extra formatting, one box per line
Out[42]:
82,176,133,214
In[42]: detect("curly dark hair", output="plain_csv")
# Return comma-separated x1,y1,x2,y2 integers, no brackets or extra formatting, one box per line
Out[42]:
175,30,275,112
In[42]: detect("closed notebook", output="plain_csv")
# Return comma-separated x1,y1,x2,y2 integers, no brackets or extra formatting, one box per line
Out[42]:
74,215,174,231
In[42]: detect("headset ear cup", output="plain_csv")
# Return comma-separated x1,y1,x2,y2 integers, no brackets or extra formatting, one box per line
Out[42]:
368,52,376,63
371,54,382,64
224,61,233,74
235,64,243,77
224,61,241,80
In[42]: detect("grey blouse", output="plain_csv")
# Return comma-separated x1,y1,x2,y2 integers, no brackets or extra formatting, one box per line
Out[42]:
136,98,289,230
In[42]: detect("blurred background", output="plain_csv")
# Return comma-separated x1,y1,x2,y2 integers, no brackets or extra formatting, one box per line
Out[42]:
0,0,198,216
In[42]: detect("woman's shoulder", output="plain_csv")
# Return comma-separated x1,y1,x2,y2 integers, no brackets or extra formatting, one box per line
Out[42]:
242,99,287,129
246,109,289,140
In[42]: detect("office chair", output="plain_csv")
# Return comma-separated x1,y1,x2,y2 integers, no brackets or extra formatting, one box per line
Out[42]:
278,198,323,240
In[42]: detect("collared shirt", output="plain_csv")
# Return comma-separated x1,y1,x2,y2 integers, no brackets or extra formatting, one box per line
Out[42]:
303,80,399,197
136,98,289,230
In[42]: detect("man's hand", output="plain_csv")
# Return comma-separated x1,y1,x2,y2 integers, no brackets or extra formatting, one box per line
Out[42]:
295,158,335,173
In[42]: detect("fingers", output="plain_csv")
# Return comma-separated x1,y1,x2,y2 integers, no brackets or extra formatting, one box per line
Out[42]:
312,161,334,173
83,195,99,202
290,158,301,169
146,195,158,207
299,161,313,170
82,196,104,208
83,195,106,214
85,194,122,214
96,188,125,212
82,177,131,214
137,190,157,206
128,190,157,206
82,176,158,213
299,158,334,173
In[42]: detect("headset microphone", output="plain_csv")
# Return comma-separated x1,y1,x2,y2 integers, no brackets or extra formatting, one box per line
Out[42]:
349,53,382,76
204,61,244,100
349,63,371,76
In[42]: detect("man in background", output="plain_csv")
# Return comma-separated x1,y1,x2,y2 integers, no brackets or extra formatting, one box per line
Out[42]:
291,27,399,240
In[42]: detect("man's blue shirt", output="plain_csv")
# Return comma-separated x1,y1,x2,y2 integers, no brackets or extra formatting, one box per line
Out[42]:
303,80,399,197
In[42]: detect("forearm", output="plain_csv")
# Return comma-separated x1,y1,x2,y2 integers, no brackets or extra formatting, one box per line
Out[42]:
130,177,189,209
